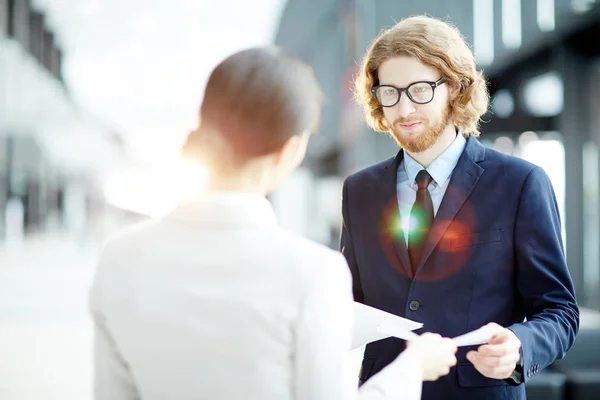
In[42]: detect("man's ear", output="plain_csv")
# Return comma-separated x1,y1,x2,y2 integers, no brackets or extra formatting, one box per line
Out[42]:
448,80,462,101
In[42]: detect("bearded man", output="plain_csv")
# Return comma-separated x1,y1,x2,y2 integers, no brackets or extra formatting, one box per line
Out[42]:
340,15,579,400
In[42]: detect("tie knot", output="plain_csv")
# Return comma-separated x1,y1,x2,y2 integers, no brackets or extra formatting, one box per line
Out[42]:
415,170,433,190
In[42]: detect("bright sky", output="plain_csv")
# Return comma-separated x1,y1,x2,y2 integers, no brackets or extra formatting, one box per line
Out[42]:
31,0,287,164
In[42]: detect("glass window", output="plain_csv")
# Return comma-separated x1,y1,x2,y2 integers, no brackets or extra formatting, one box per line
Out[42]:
583,141,600,309
519,133,566,251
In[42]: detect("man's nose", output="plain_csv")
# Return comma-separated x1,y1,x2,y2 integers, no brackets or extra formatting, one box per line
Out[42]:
394,93,416,119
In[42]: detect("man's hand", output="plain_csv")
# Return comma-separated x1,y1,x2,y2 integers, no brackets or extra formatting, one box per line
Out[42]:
406,333,458,381
466,323,521,379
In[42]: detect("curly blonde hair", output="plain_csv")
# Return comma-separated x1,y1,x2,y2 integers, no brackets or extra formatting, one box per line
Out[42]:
354,15,490,136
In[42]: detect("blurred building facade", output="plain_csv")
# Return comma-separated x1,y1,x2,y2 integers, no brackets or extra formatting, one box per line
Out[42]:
0,0,125,242
273,0,600,312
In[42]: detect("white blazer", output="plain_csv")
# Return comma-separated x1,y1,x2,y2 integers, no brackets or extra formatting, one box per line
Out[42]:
90,192,422,400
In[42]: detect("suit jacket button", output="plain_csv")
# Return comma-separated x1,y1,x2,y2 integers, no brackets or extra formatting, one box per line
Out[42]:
409,301,420,311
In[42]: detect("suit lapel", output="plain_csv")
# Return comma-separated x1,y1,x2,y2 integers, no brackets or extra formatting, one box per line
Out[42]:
376,150,412,277
415,136,486,274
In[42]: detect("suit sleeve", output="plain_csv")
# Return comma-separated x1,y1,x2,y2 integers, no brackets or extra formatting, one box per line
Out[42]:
89,250,141,400
340,179,365,303
508,166,580,382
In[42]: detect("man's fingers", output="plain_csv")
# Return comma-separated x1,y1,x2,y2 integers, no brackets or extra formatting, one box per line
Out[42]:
478,343,519,357
468,350,520,379
478,344,508,357
466,326,522,380
472,362,516,379
468,352,519,368
488,327,520,348
468,353,518,379
488,328,513,344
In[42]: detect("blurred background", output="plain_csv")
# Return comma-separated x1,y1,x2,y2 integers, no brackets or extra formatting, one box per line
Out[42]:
0,0,599,399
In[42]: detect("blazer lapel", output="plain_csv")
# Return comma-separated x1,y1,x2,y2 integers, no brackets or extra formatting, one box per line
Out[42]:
415,136,486,274
376,150,412,277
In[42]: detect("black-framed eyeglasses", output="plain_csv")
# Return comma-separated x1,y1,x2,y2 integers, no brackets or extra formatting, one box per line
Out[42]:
371,77,447,107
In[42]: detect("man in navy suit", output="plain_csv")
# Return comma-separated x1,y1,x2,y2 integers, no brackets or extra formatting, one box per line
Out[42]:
341,15,580,399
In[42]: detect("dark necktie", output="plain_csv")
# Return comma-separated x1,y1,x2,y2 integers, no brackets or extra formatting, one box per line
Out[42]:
408,170,434,276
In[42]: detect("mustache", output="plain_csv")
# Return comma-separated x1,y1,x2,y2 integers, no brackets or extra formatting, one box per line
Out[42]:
393,118,425,126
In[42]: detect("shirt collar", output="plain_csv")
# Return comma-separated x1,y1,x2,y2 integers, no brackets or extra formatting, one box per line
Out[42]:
167,191,278,227
403,133,467,187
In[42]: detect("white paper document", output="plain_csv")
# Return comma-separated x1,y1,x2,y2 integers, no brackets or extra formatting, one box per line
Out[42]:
451,324,497,347
352,303,497,349
352,302,423,349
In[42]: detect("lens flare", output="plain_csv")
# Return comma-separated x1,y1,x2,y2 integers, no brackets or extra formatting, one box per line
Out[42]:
378,185,478,281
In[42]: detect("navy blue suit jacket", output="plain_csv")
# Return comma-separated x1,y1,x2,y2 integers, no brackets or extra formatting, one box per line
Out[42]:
340,136,579,400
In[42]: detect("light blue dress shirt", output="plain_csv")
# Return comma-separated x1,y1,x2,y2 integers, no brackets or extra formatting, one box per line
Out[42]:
397,133,467,246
